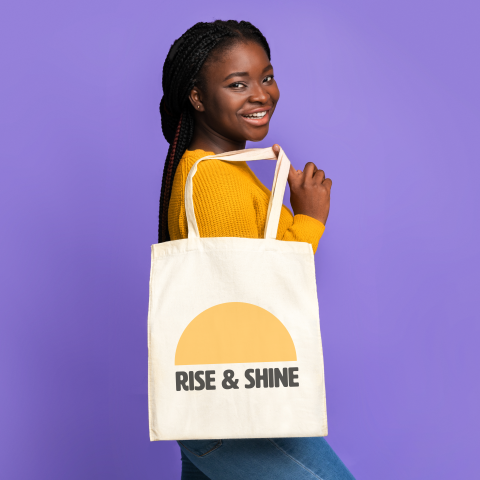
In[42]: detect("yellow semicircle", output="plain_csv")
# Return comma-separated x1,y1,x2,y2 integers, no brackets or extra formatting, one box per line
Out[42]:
175,302,297,365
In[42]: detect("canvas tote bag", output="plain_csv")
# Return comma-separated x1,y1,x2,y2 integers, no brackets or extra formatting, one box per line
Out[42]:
148,146,327,441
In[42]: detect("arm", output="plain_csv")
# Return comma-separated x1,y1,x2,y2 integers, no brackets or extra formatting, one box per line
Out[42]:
279,212,325,254
273,144,332,253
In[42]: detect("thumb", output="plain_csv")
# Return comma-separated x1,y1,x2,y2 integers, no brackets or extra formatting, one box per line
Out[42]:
272,144,280,158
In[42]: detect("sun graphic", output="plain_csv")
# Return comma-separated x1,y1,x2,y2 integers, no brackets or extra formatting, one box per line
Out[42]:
175,302,297,366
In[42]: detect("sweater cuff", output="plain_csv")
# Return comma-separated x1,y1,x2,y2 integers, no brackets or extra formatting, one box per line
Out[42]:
293,214,325,253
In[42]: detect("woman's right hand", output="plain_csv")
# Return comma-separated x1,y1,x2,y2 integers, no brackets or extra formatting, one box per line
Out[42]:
273,144,332,225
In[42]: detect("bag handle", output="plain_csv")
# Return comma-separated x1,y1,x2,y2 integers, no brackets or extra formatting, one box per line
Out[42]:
184,146,291,240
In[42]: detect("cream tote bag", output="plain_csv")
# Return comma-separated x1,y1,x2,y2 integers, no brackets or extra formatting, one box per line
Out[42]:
148,147,327,441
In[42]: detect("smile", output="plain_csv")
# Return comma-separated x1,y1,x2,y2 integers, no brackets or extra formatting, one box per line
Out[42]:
242,111,267,119
240,109,271,127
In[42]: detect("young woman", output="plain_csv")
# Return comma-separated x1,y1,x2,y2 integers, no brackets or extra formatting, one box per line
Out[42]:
158,20,355,480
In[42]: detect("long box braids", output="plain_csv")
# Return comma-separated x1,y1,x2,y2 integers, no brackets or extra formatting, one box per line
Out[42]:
158,20,271,243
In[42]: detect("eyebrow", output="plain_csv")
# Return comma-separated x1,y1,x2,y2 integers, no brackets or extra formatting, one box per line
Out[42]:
223,64,273,81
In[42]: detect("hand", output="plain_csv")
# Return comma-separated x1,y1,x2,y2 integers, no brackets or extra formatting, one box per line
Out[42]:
273,144,332,225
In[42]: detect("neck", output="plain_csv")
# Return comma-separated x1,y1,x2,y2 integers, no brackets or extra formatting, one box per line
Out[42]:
188,120,245,154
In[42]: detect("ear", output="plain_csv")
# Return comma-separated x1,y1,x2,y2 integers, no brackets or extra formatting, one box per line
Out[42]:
188,87,205,112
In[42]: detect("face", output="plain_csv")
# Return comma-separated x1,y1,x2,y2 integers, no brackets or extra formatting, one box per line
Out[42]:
189,41,280,144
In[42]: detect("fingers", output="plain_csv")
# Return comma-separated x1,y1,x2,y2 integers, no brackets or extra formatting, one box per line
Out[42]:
288,158,331,190
304,163,329,185
314,169,325,182
304,162,317,178
323,178,333,192
288,163,301,186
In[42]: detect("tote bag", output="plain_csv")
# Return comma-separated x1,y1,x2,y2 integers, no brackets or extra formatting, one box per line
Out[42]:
148,147,327,441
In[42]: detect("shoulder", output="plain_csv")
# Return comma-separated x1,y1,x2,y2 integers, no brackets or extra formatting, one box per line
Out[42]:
179,150,250,182
176,149,219,180
180,149,214,166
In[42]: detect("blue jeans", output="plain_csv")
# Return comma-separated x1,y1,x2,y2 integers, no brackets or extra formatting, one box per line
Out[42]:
178,437,355,479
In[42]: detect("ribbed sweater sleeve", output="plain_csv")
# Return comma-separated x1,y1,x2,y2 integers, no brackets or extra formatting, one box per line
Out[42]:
168,150,325,253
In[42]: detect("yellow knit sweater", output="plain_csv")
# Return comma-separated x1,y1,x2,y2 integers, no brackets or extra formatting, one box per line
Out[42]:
168,149,325,253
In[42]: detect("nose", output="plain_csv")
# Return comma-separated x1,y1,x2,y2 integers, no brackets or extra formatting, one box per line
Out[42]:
248,81,269,104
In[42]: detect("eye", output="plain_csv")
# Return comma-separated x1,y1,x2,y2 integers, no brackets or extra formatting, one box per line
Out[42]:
263,75,274,83
229,82,247,89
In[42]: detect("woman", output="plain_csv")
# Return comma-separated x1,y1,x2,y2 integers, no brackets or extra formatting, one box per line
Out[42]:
158,20,355,480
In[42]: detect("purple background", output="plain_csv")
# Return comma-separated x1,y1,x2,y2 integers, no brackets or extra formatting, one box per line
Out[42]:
1,1,479,479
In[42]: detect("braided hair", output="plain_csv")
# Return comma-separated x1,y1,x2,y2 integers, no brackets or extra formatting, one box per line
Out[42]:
158,20,271,243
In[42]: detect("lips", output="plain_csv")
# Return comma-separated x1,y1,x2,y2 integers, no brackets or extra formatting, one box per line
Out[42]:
240,107,272,127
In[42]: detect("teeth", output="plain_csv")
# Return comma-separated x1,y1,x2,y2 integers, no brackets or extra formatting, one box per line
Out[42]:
243,111,267,119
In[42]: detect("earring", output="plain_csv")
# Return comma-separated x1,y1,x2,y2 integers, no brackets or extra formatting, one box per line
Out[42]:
197,105,200,109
